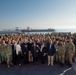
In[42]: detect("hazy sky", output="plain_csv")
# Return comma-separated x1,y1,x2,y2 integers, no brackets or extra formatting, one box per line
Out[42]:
0,0,76,29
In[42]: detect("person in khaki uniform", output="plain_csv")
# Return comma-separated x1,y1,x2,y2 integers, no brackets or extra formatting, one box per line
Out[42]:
6,40,12,68
58,41,65,66
66,40,74,67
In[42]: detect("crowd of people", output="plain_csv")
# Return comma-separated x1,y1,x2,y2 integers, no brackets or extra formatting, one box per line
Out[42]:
0,33,76,68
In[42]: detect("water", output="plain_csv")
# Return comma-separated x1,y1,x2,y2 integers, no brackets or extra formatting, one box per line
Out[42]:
56,29,76,33
0,29,76,34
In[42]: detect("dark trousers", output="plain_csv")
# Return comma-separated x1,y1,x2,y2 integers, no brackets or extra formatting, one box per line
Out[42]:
41,53,47,64
12,51,17,65
33,57,38,63
41,55,45,64
75,45,76,57
23,52,29,64
39,52,45,64
17,54,21,65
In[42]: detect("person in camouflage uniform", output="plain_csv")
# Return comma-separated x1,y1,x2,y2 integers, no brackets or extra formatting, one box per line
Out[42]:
55,41,59,63
69,39,75,62
58,41,65,66
73,36,76,57
72,39,75,62
1,40,7,63
72,43,75,62
0,43,2,63
6,40,12,68
65,40,68,63
65,39,75,67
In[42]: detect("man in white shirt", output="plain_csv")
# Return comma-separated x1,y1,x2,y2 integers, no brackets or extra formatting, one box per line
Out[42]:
15,41,22,66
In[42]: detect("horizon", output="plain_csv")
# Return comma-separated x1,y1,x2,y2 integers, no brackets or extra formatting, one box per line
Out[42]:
0,26,76,29
0,0,76,29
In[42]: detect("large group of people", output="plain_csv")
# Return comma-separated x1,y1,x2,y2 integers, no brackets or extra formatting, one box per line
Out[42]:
0,33,76,68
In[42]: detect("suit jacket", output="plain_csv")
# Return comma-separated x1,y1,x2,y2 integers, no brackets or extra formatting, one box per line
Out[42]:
28,42,33,51
12,44,16,57
21,42,28,54
47,44,56,56
12,44,16,53
42,46,47,54
31,46,39,57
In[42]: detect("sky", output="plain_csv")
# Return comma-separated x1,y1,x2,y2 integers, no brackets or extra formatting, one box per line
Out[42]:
0,0,76,29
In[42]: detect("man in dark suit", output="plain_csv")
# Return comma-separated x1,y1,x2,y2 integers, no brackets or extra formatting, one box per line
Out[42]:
28,39,33,63
47,39,56,66
40,42,47,64
21,39,29,64
31,42,40,64
12,41,17,65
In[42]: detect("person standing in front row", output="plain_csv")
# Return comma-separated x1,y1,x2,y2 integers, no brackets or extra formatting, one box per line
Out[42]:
31,42,40,65
1,40,7,63
12,40,17,65
28,39,33,63
65,39,75,67
58,41,65,67
21,39,29,64
47,39,56,66
16,41,22,66
6,40,12,68
40,42,47,64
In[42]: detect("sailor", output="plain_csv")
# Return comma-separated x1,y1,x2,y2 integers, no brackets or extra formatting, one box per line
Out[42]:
6,40,12,68
58,41,65,66
1,40,7,63
65,39,74,67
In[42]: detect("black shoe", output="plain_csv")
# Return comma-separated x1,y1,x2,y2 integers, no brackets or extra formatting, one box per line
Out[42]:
34,62,36,65
65,62,69,65
61,63,64,67
68,64,72,67
59,62,62,65
55,61,58,64
19,63,21,66
36,62,39,65
73,59,75,62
